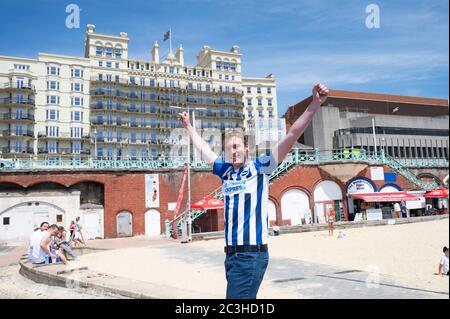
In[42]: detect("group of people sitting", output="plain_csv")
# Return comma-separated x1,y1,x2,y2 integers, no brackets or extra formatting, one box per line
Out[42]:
28,217,85,265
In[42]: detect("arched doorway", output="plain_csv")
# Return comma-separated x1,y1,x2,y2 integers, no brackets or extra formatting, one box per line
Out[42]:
117,211,133,237
268,200,277,226
281,189,310,226
145,209,161,237
314,180,344,223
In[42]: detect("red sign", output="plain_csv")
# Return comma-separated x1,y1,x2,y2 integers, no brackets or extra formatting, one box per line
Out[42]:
351,192,419,203
424,188,449,198
191,195,224,210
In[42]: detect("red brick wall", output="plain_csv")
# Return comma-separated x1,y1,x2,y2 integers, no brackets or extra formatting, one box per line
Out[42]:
0,164,430,237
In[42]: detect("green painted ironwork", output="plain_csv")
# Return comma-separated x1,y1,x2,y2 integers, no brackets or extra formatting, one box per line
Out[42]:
166,148,446,235
1,149,446,236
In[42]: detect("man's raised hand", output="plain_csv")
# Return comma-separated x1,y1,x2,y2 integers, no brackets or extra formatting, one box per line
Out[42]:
178,112,190,129
312,83,330,105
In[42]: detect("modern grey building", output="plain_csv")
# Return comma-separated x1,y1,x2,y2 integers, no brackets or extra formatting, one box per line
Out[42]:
284,90,449,159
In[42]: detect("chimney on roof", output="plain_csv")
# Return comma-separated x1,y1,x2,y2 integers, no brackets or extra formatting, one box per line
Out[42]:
176,45,184,66
152,41,160,64
86,24,96,33
231,45,239,53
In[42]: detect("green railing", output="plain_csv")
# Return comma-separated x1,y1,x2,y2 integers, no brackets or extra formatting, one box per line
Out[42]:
0,157,210,171
1,149,447,172
167,148,446,235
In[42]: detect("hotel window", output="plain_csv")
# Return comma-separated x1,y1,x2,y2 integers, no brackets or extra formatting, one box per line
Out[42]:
46,126,59,137
105,47,113,57
247,98,252,106
231,75,235,81
218,74,222,80
258,110,263,117
187,82,193,90
71,68,83,77
71,97,83,106
46,109,58,121
115,62,120,69
267,87,272,94
206,84,211,92
216,61,222,70
99,61,103,67
257,87,262,94
225,75,229,80
223,62,230,71
47,81,59,90
72,83,83,92
247,87,251,94
269,110,273,118
71,142,81,154
71,127,81,138
114,48,122,58
71,111,83,121
106,61,112,68
197,83,202,91
247,111,253,118
96,46,103,56
131,148,137,160
48,66,60,76
268,99,272,106
230,63,236,71
258,98,263,106
47,95,59,105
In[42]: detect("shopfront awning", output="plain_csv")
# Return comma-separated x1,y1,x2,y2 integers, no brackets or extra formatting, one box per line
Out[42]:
424,188,449,198
191,195,224,210
351,192,419,203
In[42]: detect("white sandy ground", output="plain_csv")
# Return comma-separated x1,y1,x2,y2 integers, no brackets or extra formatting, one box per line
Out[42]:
0,265,121,299
70,219,449,298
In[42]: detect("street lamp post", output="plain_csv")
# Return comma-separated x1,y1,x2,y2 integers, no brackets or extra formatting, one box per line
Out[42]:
94,128,97,159
169,105,206,243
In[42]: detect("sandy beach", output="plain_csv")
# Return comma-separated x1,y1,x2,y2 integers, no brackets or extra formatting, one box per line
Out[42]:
70,218,449,298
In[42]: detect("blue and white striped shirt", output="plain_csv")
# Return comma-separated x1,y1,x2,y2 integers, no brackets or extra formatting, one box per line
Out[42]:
213,153,277,246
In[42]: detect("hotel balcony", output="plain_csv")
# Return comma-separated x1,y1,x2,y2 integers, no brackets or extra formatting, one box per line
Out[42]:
37,148,91,155
0,98,36,108
0,82,35,93
0,113,35,122
1,146,34,155
0,130,34,138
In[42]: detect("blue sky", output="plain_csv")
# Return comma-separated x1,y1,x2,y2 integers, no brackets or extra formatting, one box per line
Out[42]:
0,0,448,115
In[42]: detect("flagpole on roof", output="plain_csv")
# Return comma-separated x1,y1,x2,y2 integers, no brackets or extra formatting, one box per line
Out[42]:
169,27,172,54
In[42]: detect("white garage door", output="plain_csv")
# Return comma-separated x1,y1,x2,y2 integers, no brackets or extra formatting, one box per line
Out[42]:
268,200,277,223
117,211,133,237
281,189,310,226
0,203,63,242
82,212,102,240
145,209,161,237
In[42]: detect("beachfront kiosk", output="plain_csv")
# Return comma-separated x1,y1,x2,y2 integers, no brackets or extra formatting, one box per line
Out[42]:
346,177,421,221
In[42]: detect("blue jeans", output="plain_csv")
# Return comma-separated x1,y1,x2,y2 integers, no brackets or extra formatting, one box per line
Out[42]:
224,251,269,299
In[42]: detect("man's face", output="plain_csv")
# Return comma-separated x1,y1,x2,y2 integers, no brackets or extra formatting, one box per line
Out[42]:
445,250,449,257
49,227,59,236
41,223,49,231
225,136,247,167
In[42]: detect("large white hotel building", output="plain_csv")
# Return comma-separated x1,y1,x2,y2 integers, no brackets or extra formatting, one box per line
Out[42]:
0,24,282,161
